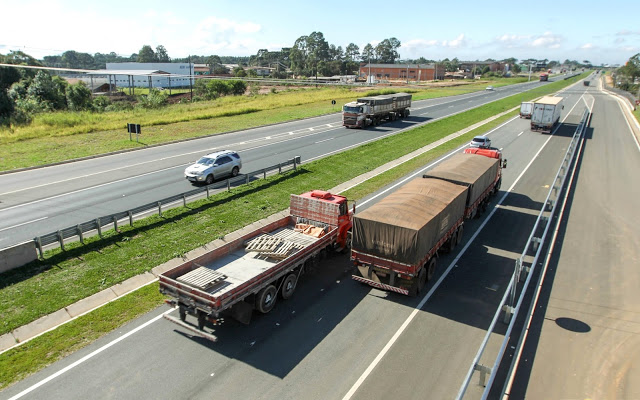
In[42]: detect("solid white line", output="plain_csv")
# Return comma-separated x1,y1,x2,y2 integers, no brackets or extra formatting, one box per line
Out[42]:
517,131,523,137
7,308,173,400
0,217,48,232
342,97,584,400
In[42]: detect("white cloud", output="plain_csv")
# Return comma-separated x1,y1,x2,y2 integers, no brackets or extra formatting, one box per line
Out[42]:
616,29,640,36
531,32,562,49
442,34,466,48
581,43,594,49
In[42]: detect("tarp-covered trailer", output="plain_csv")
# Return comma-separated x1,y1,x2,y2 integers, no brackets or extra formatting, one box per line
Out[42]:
422,152,501,219
351,178,467,296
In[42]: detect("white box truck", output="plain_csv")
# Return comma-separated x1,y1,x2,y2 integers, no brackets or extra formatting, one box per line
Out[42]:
531,96,563,133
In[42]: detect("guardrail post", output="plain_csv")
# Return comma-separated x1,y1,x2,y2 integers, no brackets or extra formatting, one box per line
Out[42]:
57,230,65,251
246,174,249,185
113,216,119,232
206,186,210,198
95,218,102,238
475,364,492,387
293,157,297,171
183,194,187,207
278,163,282,174
77,225,84,244
128,211,133,226
227,179,231,191
35,237,43,259
157,202,162,217
263,169,266,179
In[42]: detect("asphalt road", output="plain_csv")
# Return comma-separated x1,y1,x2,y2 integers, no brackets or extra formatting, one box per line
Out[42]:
494,79,640,399
0,78,607,400
0,77,570,249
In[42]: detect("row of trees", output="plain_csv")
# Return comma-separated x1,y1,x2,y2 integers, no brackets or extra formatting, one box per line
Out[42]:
614,53,640,94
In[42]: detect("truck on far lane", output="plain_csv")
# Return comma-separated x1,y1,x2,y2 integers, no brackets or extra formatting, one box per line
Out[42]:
342,93,412,128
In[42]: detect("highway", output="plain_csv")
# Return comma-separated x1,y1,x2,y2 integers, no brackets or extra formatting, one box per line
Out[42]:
0,77,561,249
4,77,632,400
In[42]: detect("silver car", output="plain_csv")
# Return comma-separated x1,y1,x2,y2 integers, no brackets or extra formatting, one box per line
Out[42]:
185,150,242,184
469,136,491,148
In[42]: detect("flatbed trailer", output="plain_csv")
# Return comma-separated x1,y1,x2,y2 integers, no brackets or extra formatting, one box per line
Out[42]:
159,191,352,338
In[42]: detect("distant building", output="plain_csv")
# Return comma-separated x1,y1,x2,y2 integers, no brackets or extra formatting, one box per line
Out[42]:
359,63,441,81
105,62,193,88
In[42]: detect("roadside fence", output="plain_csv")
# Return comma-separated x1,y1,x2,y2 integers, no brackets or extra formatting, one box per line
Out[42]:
33,156,301,258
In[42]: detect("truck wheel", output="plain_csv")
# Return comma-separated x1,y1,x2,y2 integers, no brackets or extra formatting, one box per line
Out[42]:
426,258,437,282
417,267,427,293
404,109,410,118
456,226,464,246
281,273,297,300
256,285,277,314
179,305,187,322
446,231,457,252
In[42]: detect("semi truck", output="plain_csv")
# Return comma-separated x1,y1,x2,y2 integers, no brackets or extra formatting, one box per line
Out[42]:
350,150,505,296
519,102,534,119
531,96,564,133
159,190,353,339
342,93,412,128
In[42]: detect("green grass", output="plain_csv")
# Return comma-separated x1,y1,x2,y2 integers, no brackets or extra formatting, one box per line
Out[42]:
0,73,587,389
0,79,518,171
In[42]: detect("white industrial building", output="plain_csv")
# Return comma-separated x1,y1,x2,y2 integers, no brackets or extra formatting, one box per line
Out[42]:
103,62,194,88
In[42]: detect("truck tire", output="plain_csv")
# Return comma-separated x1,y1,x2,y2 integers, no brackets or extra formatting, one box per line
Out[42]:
197,311,206,330
426,258,437,282
404,109,410,118
445,231,457,253
417,267,427,293
256,285,277,314
179,305,187,322
456,225,464,246
280,273,298,300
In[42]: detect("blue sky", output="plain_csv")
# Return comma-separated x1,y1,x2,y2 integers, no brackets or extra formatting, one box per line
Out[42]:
1,0,638,65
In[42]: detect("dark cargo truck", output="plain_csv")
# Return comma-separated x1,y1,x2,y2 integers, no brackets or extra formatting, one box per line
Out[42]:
342,93,412,128
351,151,505,296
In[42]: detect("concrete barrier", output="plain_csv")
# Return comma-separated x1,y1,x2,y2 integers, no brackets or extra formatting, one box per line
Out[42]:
0,241,37,274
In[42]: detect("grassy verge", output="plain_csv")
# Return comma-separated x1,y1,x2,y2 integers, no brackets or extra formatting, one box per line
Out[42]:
0,73,586,389
0,79,522,171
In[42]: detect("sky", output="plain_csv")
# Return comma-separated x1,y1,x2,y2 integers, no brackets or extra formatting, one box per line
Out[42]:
1,0,638,66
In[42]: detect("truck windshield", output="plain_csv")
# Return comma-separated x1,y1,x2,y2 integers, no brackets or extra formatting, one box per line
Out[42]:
343,106,362,113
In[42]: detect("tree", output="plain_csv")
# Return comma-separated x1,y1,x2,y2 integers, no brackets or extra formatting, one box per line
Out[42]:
233,66,247,77
362,44,375,63
137,45,157,63
26,71,67,111
156,45,170,62
375,38,401,64
345,43,360,61
66,82,92,111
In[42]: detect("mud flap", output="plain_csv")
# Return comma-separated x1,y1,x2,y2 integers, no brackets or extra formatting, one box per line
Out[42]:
357,265,381,283
229,301,254,325
163,314,218,342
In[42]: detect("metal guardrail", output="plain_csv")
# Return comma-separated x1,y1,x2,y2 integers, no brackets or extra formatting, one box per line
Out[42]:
456,108,590,399
33,156,301,257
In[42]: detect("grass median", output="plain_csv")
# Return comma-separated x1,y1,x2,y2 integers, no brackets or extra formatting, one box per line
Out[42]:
0,73,587,389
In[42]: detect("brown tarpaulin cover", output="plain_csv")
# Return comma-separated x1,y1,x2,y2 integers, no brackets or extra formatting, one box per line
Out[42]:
423,153,498,207
352,178,468,266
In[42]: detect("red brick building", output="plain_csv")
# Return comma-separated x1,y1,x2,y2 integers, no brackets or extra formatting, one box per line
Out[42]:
359,63,443,81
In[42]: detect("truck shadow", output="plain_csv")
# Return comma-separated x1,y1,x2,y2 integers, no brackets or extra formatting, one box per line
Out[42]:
171,251,369,379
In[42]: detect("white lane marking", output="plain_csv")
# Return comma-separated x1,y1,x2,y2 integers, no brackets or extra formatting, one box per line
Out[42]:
0,163,183,214
0,217,48,232
342,98,585,400
315,138,334,144
517,131,523,137
7,308,173,400
604,90,640,152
